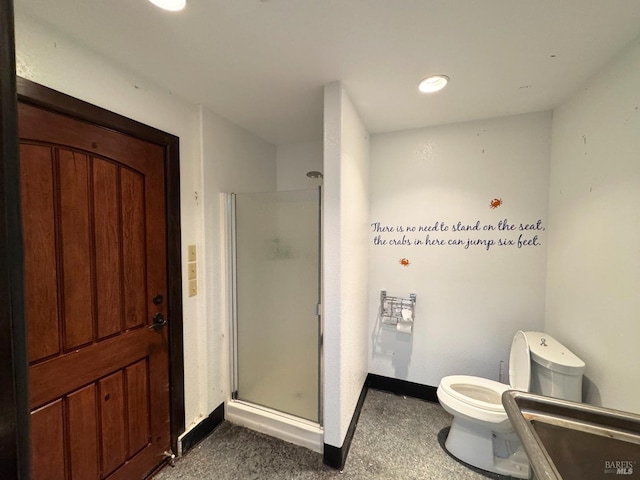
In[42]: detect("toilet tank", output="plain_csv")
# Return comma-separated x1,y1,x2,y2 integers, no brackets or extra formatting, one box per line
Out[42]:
524,331,586,402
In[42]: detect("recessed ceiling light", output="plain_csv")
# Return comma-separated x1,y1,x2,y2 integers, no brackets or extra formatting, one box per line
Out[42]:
418,75,449,93
148,0,186,11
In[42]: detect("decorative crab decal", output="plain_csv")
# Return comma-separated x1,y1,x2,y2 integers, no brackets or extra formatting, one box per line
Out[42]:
399,258,410,267
490,198,503,209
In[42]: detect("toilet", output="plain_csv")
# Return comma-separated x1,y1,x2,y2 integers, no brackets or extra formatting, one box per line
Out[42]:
436,331,585,479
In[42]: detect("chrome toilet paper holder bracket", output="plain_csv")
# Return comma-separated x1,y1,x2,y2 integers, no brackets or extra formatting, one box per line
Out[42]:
380,290,416,331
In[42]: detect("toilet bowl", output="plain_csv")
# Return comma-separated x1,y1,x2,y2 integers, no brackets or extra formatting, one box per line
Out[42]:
437,331,585,479
437,331,531,478
438,375,511,429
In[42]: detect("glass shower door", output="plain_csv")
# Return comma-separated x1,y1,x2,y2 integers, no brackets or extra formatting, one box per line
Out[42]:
232,189,320,423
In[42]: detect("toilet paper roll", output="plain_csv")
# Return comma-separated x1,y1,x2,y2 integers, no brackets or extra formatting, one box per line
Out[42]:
396,322,412,334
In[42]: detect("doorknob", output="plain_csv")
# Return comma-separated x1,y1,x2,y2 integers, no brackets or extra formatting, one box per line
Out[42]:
149,312,167,330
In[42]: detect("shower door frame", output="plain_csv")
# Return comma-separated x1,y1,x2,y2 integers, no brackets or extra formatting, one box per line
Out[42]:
228,188,323,426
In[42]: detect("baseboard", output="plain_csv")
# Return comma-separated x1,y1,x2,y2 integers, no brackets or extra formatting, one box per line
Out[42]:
179,402,225,456
322,375,438,469
323,381,368,470
366,373,438,403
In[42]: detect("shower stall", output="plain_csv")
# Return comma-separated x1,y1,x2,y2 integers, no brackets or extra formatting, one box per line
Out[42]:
226,188,323,450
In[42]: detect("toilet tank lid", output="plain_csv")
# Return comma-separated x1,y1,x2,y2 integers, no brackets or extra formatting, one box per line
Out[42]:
524,331,586,375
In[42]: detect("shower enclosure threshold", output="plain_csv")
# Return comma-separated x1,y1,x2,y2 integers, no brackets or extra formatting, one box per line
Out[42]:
226,400,324,453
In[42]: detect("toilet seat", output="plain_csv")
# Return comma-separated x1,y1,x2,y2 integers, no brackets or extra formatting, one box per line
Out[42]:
437,375,511,428
439,375,509,412
509,331,531,391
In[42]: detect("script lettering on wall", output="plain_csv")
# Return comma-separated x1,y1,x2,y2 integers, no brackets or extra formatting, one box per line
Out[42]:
371,218,545,251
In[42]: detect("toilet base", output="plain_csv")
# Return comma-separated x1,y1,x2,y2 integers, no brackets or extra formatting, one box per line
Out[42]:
444,416,530,479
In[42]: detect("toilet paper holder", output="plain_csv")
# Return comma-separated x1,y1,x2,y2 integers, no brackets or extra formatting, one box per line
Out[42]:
380,290,416,332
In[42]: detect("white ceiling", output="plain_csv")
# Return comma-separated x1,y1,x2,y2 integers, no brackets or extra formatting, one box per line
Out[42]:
14,0,640,146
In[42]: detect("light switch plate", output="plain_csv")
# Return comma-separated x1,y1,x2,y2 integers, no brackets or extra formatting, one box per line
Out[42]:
188,262,197,280
188,244,196,262
188,279,197,297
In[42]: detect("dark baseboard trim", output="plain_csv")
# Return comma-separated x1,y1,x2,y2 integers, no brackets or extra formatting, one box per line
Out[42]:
322,375,438,470
323,380,368,470
180,403,225,455
366,373,439,403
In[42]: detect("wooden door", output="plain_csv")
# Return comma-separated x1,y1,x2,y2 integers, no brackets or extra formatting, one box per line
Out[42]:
19,102,171,480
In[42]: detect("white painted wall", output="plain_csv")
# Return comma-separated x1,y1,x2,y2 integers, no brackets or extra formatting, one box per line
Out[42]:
199,107,276,420
276,140,323,191
368,112,552,386
323,82,370,448
545,36,640,413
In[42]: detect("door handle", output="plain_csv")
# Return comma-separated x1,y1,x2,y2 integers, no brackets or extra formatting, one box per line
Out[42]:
149,312,167,330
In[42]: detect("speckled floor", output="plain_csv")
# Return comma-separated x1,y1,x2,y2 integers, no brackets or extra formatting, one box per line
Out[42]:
153,389,515,480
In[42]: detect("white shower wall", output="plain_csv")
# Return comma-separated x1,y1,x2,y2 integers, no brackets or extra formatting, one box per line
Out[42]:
277,140,323,191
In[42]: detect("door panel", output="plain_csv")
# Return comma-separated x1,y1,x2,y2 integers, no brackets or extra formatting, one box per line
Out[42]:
21,144,59,362
19,102,170,479
127,359,151,455
30,400,65,480
93,159,124,339
121,168,147,330
67,384,99,479
59,150,93,349
100,371,127,476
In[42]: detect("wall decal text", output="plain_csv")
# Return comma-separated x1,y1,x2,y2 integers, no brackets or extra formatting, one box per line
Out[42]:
371,218,545,251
